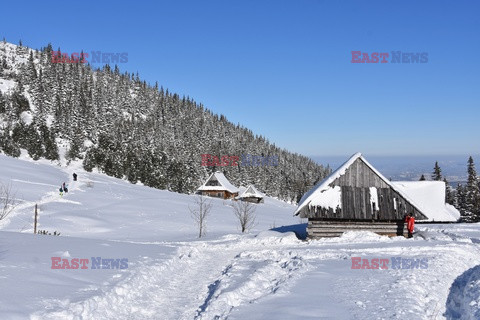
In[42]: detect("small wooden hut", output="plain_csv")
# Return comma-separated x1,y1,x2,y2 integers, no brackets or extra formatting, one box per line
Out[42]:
196,171,239,199
237,185,265,203
294,153,459,238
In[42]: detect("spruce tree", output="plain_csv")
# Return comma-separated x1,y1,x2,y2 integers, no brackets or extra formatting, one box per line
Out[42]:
455,183,467,217
82,149,96,172
25,123,44,160
1,131,21,157
40,124,59,161
432,161,442,181
419,174,426,181
0,92,5,113
444,177,454,205
67,128,83,160
466,156,480,221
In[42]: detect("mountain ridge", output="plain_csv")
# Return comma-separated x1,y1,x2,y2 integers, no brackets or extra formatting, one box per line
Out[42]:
0,41,329,202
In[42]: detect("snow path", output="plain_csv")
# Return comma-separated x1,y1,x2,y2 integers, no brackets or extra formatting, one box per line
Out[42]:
32,234,312,319
0,168,80,230
31,231,480,320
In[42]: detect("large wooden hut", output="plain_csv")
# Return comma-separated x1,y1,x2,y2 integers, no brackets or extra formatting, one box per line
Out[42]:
196,171,239,199
294,153,459,238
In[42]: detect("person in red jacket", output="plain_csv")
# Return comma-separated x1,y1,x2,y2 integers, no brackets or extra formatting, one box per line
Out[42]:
405,212,415,238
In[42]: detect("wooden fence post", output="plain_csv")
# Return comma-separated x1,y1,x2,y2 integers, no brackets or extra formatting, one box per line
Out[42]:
34,204,38,234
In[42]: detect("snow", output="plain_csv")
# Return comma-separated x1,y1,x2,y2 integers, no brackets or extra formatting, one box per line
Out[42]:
1,153,480,319
307,185,342,211
393,181,460,222
445,265,480,319
369,186,378,210
197,171,239,193
20,110,33,125
45,115,55,128
0,78,16,93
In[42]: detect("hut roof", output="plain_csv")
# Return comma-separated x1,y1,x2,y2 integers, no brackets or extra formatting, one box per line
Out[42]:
392,181,460,222
197,171,239,193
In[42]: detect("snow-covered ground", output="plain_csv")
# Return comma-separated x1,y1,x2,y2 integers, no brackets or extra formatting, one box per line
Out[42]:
1,153,480,319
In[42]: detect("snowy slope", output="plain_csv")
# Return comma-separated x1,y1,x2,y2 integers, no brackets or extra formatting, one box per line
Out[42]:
1,153,480,319
0,153,296,242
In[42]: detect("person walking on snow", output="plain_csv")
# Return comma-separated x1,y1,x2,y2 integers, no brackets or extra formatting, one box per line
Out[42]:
62,182,68,193
405,212,415,238
73,172,77,181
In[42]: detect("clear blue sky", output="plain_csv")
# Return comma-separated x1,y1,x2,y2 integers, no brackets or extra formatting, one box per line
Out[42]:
1,0,479,157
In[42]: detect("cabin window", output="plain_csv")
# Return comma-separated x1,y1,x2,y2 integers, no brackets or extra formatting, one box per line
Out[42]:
206,179,221,186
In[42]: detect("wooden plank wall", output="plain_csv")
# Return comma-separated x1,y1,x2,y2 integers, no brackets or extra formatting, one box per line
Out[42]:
307,220,407,238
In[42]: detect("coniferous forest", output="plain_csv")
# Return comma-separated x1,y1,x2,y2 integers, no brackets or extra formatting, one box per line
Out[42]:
0,41,330,202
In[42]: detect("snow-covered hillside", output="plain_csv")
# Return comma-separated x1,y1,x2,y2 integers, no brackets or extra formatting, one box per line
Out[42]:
0,152,298,242
1,153,480,319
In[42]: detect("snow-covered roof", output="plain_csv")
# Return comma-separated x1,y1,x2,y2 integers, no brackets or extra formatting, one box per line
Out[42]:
197,171,239,193
392,181,460,222
294,153,459,222
237,185,265,199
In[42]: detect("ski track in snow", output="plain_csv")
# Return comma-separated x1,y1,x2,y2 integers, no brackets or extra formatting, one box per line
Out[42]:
31,232,480,320
0,171,81,230
31,235,313,320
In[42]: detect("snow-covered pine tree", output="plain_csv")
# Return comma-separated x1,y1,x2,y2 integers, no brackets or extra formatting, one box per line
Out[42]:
432,161,442,181
39,122,59,160
444,177,454,205
455,183,468,219
466,156,480,221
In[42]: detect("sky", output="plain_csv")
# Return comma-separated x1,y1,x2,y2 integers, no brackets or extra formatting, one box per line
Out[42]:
1,0,479,157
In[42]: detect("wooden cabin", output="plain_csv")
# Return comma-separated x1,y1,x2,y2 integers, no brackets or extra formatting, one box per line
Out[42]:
294,153,460,238
196,171,239,199
236,185,265,203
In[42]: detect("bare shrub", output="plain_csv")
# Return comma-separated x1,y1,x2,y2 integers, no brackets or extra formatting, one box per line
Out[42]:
232,200,257,233
189,195,213,238
0,182,17,221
